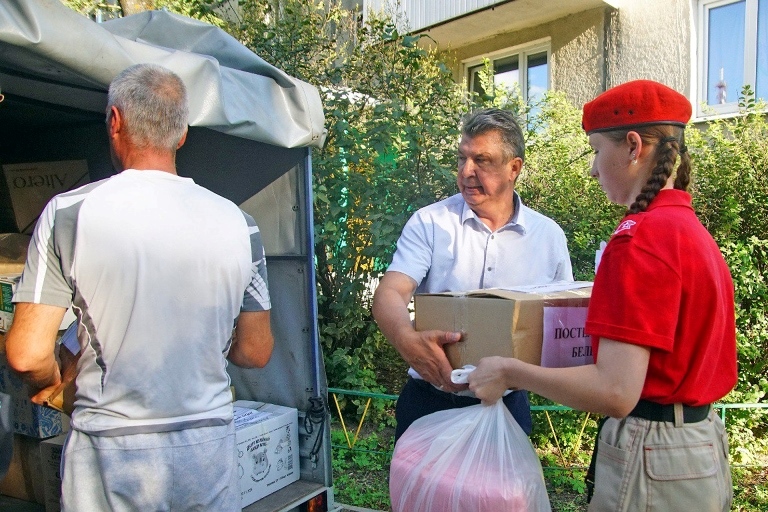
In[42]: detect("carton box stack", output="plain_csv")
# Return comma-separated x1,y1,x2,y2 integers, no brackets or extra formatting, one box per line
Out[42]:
0,275,20,333
39,434,67,512
0,162,87,508
0,331,70,506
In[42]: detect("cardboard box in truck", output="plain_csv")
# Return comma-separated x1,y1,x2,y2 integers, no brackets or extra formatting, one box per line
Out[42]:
0,160,89,234
234,400,299,508
39,433,67,512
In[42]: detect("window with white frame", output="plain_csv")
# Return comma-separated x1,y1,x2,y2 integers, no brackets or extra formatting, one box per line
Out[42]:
698,0,768,115
464,41,551,104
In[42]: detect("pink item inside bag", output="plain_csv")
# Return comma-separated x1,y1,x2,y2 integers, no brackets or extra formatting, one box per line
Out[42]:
390,401,551,512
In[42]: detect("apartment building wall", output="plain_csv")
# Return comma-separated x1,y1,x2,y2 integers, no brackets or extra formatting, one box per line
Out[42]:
427,0,691,107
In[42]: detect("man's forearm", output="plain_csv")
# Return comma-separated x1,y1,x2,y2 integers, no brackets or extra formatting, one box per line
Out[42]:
5,302,66,391
371,289,415,356
227,310,274,368
17,355,61,391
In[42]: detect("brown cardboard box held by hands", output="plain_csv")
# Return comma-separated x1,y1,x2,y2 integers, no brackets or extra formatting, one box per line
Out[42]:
35,324,79,416
414,282,593,370
0,325,79,417
36,341,79,416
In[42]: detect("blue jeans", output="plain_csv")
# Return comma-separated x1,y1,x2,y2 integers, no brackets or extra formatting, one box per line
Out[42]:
394,377,533,441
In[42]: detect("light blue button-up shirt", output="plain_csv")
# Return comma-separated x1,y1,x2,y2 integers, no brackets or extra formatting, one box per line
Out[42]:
389,192,573,293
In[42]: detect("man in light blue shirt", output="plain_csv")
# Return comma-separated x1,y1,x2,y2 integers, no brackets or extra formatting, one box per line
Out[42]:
373,108,573,441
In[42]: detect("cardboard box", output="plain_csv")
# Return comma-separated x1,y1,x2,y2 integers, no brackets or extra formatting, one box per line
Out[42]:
0,160,89,234
414,282,593,369
233,400,299,508
0,273,77,333
0,233,30,275
39,433,67,512
0,348,70,438
0,434,46,504
0,275,21,332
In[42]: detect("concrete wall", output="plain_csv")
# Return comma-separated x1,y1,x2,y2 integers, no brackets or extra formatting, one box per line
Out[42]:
604,0,691,93
440,0,691,107
550,8,606,107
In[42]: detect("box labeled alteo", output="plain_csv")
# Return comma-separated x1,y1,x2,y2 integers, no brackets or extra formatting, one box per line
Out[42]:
1,160,89,234
414,282,593,369
234,400,299,508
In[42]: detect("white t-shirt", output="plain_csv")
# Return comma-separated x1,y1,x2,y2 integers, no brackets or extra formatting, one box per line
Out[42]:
14,169,270,435
388,192,573,292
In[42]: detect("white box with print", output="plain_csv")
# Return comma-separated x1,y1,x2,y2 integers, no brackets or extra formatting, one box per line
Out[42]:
234,400,299,508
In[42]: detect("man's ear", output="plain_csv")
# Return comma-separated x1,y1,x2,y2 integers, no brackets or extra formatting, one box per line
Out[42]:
176,128,188,150
108,106,122,137
509,156,523,184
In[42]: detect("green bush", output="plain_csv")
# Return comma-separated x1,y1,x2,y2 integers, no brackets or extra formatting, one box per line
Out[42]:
331,426,392,509
686,91,768,472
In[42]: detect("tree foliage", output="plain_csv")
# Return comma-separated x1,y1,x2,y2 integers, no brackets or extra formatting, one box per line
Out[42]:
687,88,768,464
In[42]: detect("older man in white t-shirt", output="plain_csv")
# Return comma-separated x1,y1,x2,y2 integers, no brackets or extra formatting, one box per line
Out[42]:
373,108,573,441
6,64,274,511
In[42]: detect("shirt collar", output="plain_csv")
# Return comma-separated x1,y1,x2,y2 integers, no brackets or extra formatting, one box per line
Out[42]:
645,188,693,212
461,191,527,234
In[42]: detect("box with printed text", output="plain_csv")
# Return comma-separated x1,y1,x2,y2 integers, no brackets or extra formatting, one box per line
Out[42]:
40,433,67,512
0,160,89,234
414,282,594,369
0,274,21,332
0,333,70,438
234,400,299,508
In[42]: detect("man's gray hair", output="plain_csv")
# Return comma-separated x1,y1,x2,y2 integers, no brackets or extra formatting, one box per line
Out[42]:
107,63,189,151
461,108,525,162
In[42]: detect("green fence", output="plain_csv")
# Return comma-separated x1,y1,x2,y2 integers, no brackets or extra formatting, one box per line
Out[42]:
328,387,768,470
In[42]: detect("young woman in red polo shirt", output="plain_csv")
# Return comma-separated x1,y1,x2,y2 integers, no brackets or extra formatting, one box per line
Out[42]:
468,79,737,512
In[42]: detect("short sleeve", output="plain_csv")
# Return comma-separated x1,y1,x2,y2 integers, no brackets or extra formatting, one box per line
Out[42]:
554,230,574,281
13,197,73,308
240,212,271,312
585,237,681,351
387,212,433,284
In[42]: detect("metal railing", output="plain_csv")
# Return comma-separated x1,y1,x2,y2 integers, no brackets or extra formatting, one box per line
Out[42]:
328,387,768,469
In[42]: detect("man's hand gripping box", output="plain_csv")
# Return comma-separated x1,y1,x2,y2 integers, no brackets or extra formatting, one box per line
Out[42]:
415,282,594,368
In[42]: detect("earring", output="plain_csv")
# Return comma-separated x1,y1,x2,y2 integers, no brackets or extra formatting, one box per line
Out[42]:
630,153,637,164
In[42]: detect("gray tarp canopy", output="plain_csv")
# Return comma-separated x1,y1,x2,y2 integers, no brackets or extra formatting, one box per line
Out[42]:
0,0,326,203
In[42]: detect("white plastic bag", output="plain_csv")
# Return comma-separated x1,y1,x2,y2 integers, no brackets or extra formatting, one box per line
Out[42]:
390,401,551,512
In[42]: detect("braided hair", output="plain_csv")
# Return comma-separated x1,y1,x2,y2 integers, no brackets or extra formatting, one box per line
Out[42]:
604,125,690,215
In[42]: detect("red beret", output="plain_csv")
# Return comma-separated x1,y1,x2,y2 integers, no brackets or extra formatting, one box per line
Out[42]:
582,80,692,134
